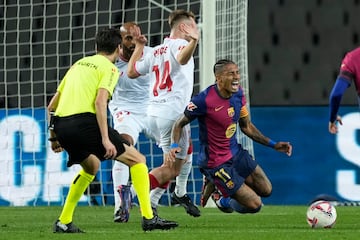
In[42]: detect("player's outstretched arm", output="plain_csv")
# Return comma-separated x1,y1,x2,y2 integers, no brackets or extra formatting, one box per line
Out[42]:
239,115,292,156
166,114,191,163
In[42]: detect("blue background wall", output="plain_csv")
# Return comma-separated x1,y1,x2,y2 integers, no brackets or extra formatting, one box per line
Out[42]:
251,106,360,204
0,106,359,206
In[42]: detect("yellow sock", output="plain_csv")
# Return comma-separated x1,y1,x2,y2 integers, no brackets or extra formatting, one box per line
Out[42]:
130,163,153,219
59,169,95,224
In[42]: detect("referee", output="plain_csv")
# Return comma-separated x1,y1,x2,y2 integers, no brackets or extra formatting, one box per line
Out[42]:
47,27,177,233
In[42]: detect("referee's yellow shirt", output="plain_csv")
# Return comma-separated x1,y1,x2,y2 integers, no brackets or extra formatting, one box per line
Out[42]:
55,55,120,117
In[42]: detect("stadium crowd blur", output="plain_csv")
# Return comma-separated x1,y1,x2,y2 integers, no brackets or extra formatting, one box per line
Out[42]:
1,0,359,108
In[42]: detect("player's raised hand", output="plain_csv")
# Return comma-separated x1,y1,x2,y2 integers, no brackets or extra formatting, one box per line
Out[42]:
183,23,199,41
129,26,147,45
329,115,343,134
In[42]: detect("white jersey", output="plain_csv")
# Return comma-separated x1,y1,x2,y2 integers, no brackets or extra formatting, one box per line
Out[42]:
135,38,194,120
108,46,152,115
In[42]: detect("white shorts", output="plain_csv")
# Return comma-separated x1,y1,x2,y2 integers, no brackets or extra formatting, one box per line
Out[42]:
147,116,190,159
112,110,158,145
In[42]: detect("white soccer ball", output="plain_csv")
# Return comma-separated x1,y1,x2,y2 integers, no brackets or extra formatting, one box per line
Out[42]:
306,200,337,228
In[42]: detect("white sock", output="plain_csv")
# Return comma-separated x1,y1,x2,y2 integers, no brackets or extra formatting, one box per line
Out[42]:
130,185,137,200
150,187,166,208
174,153,193,197
112,161,130,213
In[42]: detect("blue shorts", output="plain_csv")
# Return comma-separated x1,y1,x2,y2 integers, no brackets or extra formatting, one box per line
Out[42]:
200,148,258,198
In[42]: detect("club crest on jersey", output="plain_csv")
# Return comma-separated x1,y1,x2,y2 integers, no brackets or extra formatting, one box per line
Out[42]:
226,180,235,189
227,107,235,117
187,102,197,111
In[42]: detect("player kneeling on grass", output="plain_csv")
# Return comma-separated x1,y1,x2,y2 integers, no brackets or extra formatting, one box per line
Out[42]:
167,59,292,214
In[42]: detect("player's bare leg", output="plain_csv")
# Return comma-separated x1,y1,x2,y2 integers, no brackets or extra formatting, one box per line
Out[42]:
244,165,272,197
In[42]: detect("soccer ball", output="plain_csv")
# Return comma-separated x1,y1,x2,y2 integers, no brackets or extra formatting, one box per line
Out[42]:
306,200,337,228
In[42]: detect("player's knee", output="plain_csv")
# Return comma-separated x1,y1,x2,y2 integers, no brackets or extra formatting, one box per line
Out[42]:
245,196,262,213
81,154,100,175
257,182,272,197
125,152,146,164
262,184,272,197
237,198,262,214
247,203,262,214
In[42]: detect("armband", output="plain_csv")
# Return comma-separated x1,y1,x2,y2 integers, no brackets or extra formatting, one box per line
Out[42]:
170,143,179,149
48,137,57,142
48,111,55,130
268,139,276,148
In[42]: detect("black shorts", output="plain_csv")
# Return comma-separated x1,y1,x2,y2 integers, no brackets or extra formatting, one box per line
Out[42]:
54,113,129,167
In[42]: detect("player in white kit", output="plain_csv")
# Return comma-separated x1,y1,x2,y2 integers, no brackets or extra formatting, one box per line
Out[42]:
109,22,199,222
128,10,200,217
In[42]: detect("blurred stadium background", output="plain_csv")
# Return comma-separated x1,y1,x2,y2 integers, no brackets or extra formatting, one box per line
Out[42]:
2,0,360,108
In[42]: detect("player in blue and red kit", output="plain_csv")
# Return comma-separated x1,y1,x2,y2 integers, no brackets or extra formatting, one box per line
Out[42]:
167,59,292,214
329,47,360,134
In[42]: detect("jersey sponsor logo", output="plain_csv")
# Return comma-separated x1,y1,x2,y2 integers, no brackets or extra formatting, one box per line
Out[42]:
225,123,236,138
215,106,224,112
187,102,197,111
227,107,235,117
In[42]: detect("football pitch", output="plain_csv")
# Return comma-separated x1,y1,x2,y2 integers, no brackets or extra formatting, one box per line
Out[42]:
1,205,359,240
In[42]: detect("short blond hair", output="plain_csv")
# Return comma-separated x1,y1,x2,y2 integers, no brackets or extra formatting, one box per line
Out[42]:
168,9,195,29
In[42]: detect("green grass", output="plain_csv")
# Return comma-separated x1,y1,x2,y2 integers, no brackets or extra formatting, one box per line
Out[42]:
1,205,360,240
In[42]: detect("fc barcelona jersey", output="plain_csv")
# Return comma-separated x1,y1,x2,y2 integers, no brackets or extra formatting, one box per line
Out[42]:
184,84,248,168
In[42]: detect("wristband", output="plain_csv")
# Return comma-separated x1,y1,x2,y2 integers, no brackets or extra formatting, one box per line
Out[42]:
268,139,276,148
48,137,57,142
170,143,179,149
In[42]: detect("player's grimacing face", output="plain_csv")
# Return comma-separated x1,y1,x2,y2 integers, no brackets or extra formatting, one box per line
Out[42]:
217,64,240,94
